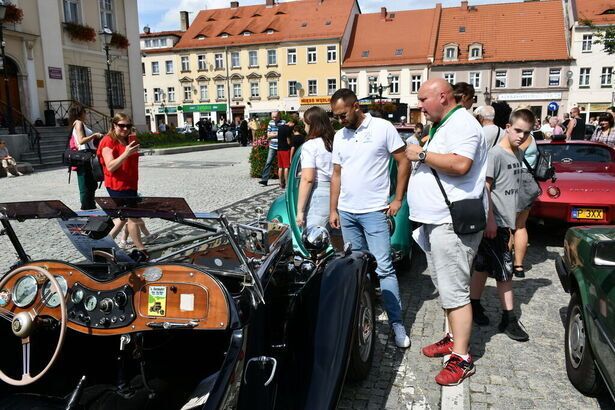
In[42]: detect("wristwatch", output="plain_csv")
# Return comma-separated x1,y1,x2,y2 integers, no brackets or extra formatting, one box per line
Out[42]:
418,150,427,163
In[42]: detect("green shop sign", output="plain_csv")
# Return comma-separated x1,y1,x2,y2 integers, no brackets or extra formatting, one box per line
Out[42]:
180,103,227,113
157,106,178,114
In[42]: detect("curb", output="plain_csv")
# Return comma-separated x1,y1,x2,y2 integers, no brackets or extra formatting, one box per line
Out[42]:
441,316,471,410
143,142,241,156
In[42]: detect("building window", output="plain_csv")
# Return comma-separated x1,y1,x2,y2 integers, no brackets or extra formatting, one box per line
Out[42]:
444,73,455,84
348,78,357,93
215,53,224,70
217,84,225,99
582,34,593,52
411,75,422,93
469,46,481,59
579,67,591,87
143,88,147,103
548,68,561,86
288,81,297,97
181,56,190,72
249,50,258,67
269,81,278,97
327,45,337,62
167,87,175,102
233,83,242,99
521,69,533,87
307,79,317,96
199,85,208,100
495,70,507,88
151,61,159,75
231,52,240,68
287,48,297,65
250,82,259,98
144,39,151,48
153,87,162,103
68,65,92,106
198,55,207,71
444,46,457,60
469,72,481,88
267,50,277,66
165,60,173,74
390,75,399,94
307,47,317,64
141,62,145,75
99,0,114,31
601,67,613,87
327,79,337,95
183,86,193,101
63,0,81,24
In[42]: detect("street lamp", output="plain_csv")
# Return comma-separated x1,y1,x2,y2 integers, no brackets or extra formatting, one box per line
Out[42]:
100,26,114,117
0,0,15,134
369,74,394,117
484,87,492,105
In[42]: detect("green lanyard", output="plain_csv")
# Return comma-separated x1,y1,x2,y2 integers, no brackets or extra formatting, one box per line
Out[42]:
427,105,463,145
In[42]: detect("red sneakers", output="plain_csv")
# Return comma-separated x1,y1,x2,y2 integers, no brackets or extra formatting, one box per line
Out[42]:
421,334,454,358
435,353,476,386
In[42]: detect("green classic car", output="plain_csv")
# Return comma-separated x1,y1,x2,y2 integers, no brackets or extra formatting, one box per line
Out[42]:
267,146,413,263
557,225,615,401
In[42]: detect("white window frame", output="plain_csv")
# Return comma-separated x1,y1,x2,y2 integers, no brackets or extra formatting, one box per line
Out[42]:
167,87,175,102
348,78,357,93
233,83,242,99
579,67,591,87
153,87,162,103
444,73,455,84
143,88,147,103
216,84,225,99
198,55,207,71
267,49,277,66
288,81,297,97
411,75,422,93
601,67,613,87
390,75,399,94
165,60,173,74
183,86,192,101
181,56,190,72
269,81,278,98
548,68,561,87
250,82,260,98
521,69,533,87
307,79,317,96
444,46,457,61
469,72,481,89
231,51,240,68
199,85,208,101
327,78,337,95
151,61,160,75
214,53,224,70
249,50,258,67
495,70,507,88
99,0,114,31
327,45,337,63
307,47,317,64
63,0,81,24
582,34,593,52
287,48,297,65
469,46,481,60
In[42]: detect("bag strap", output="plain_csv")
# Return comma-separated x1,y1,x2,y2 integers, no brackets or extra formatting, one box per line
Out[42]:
523,157,535,177
430,167,451,207
493,128,501,148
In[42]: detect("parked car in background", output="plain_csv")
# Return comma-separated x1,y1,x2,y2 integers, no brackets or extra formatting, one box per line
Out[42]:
531,140,615,224
556,225,615,402
176,125,196,135
217,126,237,142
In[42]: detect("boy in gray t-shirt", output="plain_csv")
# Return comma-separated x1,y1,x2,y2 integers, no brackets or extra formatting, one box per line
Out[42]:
469,109,536,343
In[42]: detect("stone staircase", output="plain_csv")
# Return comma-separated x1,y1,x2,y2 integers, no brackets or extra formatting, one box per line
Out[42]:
19,126,70,168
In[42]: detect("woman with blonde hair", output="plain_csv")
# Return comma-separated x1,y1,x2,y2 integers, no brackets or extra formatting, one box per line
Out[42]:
296,106,335,229
97,113,147,253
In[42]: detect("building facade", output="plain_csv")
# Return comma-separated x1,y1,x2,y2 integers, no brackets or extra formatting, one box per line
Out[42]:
3,0,144,128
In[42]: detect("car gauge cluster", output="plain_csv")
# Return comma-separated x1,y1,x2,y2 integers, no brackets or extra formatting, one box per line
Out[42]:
0,275,69,309
68,284,136,329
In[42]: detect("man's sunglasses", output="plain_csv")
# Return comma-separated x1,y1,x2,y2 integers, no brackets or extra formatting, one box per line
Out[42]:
115,123,133,129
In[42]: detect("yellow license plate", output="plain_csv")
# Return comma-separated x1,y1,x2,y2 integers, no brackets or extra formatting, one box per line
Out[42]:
571,208,603,220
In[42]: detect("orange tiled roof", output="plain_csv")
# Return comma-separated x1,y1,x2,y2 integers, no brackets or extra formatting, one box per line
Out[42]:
433,0,570,66
140,30,184,38
174,0,357,50
343,7,441,68
575,0,615,25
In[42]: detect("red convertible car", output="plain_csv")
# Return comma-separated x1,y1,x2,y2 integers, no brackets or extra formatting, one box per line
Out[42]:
531,140,615,224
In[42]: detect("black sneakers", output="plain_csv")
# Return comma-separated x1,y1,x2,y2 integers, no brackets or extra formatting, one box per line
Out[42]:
499,313,529,342
471,299,490,326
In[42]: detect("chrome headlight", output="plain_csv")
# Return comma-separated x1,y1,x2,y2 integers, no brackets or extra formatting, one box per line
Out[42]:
301,226,330,255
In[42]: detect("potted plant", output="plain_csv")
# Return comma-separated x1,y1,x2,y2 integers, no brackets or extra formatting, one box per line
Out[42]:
110,32,130,49
2,4,23,24
63,22,97,43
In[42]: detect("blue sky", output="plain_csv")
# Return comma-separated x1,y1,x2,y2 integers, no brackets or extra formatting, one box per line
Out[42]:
137,0,523,32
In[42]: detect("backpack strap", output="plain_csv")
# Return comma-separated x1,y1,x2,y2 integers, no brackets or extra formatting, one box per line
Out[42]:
493,128,501,147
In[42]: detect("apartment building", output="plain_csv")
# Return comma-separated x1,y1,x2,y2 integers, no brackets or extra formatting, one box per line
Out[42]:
141,0,359,130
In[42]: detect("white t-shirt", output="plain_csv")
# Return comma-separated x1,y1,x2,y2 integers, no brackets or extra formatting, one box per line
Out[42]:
72,122,95,150
300,138,332,182
483,124,504,149
332,114,405,213
408,107,488,225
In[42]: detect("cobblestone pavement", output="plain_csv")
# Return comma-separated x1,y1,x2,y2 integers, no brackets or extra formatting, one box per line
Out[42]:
0,147,609,409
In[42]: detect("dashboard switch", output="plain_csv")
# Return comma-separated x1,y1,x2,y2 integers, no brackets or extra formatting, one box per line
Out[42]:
99,317,110,327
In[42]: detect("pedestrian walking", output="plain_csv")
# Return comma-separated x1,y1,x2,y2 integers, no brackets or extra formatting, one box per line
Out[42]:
474,105,504,148
469,109,536,343
289,123,306,160
566,107,586,140
259,111,285,186
329,89,411,349
69,104,103,210
406,78,488,385
196,117,207,141
240,118,249,146
276,118,294,188
0,139,22,177
453,82,475,110
590,112,615,147
296,107,334,230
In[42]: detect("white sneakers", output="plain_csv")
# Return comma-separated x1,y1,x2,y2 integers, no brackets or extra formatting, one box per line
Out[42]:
392,322,410,348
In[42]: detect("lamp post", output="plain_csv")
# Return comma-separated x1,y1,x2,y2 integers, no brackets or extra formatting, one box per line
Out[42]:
100,26,114,117
369,74,393,117
484,87,492,105
0,1,15,134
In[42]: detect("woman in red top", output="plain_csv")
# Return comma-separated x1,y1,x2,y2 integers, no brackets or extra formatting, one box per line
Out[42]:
97,113,146,252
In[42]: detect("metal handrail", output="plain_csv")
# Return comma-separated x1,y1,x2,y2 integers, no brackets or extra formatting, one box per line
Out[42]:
0,100,42,163
44,100,112,134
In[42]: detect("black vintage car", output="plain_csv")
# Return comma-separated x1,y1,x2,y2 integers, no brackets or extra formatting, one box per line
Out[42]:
0,197,377,409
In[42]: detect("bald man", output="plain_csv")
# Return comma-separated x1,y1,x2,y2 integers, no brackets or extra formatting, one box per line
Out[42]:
405,78,488,386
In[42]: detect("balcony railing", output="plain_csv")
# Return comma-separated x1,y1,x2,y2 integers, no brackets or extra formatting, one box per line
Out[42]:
44,100,111,134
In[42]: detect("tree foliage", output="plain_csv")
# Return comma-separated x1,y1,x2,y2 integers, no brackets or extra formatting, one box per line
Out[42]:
580,19,615,55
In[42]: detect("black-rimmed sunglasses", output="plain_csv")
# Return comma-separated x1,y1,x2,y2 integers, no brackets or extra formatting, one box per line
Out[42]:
115,123,133,129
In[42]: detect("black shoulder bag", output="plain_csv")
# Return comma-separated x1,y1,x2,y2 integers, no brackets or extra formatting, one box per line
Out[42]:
523,152,556,182
430,168,486,235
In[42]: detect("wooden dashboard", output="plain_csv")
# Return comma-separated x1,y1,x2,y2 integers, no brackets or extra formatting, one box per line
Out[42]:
0,261,230,336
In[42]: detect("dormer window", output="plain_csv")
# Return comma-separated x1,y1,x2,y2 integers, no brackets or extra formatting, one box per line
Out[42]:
220,33,229,38
469,43,483,60
444,44,458,61
196,35,206,40
266,29,275,34
243,31,252,36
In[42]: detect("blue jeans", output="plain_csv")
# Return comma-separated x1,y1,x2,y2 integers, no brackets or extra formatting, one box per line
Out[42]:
260,147,277,182
306,182,330,229
339,210,402,323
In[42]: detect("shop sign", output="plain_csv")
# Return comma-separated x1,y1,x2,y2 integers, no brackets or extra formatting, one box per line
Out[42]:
496,92,562,101
300,97,331,105
48,67,63,80
158,106,178,114
180,103,227,113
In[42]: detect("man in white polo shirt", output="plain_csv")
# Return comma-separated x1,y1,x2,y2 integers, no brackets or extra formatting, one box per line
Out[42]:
405,78,487,386
329,89,411,349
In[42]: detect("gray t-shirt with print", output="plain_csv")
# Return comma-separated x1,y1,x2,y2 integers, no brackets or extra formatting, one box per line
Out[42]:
487,145,523,229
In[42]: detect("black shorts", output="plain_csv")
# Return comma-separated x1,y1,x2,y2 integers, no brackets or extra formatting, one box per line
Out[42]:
474,227,513,282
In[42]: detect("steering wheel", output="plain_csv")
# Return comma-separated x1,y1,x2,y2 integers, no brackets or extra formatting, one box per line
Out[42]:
0,265,67,386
